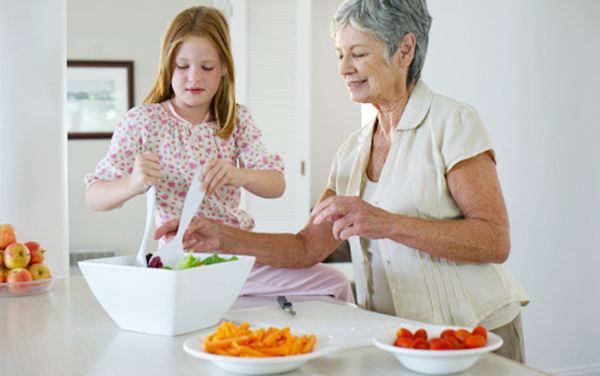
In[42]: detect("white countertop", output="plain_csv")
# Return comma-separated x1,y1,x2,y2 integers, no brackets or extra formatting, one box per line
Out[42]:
0,276,548,376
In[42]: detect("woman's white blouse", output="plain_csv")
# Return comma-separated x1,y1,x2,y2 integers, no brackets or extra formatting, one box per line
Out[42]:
326,80,528,327
360,177,396,316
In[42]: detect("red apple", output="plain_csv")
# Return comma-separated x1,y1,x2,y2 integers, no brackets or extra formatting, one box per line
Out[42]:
3,242,31,269
6,268,33,293
0,265,8,282
0,224,16,249
28,263,52,280
6,268,32,282
25,241,45,264
0,266,7,294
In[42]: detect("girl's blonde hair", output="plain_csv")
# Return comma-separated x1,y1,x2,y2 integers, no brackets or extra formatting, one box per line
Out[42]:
145,6,236,139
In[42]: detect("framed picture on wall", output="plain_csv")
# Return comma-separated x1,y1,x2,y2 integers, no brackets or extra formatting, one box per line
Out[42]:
66,60,134,139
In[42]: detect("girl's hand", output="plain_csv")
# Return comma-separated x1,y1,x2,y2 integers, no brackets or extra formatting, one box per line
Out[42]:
200,159,245,196
311,196,392,240
129,152,161,195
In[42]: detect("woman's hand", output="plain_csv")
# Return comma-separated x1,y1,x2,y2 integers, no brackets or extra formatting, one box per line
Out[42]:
154,217,221,251
311,196,392,240
128,152,161,195
200,159,245,196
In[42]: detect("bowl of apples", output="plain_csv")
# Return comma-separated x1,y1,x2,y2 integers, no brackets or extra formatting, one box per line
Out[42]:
78,252,255,336
0,224,54,298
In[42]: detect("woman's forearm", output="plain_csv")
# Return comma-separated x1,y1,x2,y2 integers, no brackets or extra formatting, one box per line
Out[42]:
217,224,334,268
217,226,312,267
172,187,342,267
385,152,510,264
217,199,341,268
385,213,510,264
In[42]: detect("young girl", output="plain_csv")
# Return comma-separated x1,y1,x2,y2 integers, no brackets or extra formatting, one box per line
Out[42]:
85,6,353,302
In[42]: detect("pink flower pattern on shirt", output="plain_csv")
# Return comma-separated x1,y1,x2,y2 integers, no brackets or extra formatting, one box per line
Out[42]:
84,103,284,231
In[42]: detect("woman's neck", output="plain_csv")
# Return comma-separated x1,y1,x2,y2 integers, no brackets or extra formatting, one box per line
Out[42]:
374,81,416,140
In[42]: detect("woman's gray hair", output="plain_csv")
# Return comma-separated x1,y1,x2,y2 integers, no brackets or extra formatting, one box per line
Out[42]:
331,0,432,85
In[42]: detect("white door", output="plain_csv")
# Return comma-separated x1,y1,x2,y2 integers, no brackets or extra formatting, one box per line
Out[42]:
229,0,311,233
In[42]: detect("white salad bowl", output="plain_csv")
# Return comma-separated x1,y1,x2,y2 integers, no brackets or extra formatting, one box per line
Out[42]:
79,253,255,336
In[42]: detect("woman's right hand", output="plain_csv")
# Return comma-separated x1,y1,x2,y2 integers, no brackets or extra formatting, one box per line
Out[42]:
154,217,221,251
128,152,161,195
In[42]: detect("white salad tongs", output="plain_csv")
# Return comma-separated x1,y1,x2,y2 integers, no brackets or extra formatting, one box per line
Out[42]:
150,169,205,268
134,185,156,267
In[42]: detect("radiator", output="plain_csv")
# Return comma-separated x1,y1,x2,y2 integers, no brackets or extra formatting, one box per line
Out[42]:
69,247,117,266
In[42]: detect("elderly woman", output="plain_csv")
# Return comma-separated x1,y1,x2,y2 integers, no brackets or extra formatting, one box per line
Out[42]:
155,0,528,362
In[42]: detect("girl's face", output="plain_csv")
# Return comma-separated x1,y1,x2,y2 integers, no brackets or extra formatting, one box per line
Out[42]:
171,36,226,113
335,25,405,105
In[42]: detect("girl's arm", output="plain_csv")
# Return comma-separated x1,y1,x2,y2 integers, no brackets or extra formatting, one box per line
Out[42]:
86,177,135,211
231,105,286,198
86,152,161,211
236,168,285,198
200,160,285,198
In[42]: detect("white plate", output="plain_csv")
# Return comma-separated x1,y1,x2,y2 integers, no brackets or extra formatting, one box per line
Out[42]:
372,324,503,375
183,331,336,375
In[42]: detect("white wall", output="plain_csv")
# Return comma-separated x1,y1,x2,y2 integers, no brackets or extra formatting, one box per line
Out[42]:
424,1,600,374
0,0,69,277
310,0,361,206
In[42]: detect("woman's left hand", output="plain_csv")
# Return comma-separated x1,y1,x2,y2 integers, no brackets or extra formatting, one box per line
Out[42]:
200,159,245,196
311,196,392,240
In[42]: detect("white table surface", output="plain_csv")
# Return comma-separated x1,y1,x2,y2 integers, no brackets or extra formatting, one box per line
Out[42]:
0,276,549,376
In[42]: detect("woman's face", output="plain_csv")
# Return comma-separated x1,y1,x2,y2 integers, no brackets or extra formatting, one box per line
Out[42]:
335,25,406,105
171,36,226,111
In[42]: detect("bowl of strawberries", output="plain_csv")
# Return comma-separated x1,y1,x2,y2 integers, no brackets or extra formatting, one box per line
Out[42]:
372,324,503,375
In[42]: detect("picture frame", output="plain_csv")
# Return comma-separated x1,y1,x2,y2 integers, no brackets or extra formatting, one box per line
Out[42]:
66,60,134,139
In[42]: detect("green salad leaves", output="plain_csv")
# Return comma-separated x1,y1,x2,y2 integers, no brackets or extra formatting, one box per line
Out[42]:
174,252,239,270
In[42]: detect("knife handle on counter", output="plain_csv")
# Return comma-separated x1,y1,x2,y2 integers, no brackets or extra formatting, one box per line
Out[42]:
277,295,296,316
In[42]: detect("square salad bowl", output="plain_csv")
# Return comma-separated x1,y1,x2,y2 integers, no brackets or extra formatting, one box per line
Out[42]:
79,253,255,336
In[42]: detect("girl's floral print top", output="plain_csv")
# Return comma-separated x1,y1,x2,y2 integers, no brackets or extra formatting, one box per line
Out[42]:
85,103,284,231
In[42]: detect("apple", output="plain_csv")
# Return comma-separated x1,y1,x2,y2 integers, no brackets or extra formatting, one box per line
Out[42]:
0,224,16,249
0,249,3,267
25,241,45,264
6,268,33,293
6,268,32,282
0,266,7,294
28,263,52,280
0,265,8,282
4,242,31,269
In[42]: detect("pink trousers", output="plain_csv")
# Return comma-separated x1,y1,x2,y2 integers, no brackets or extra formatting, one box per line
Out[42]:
240,263,355,303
